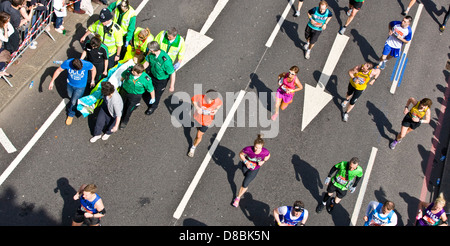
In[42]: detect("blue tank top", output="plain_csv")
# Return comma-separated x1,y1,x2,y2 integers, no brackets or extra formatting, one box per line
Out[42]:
280,206,304,226
80,194,101,214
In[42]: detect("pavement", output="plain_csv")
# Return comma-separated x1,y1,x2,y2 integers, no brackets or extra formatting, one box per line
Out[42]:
0,2,103,112
0,0,449,223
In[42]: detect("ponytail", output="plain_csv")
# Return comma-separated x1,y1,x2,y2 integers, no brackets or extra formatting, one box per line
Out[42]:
254,134,264,146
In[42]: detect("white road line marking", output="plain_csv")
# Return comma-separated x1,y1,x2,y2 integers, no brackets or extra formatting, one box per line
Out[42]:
349,147,378,226
0,128,17,153
200,0,229,35
390,3,423,94
265,0,295,48
134,0,149,15
0,100,66,187
173,90,247,220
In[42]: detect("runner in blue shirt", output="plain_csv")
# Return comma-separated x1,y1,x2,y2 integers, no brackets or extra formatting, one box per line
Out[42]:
377,16,412,70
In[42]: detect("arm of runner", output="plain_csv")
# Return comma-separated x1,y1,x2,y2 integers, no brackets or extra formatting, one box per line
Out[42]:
291,77,303,93
369,68,381,85
73,184,88,200
321,16,332,30
348,65,360,79
273,207,283,225
421,108,431,124
258,153,271,166
92,199,105,219
404,97,417,114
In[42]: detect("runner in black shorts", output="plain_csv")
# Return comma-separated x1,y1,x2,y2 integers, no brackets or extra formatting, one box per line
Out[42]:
390,97,432,149
341,63,380,122
339,0,365,35
303,1,333,59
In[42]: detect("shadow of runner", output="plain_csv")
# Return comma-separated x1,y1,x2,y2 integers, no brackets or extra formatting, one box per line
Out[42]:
366,100,397,143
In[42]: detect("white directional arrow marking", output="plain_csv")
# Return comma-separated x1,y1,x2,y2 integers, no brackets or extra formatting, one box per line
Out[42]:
177,0,228,71
177,29,213,70
301,34,349,131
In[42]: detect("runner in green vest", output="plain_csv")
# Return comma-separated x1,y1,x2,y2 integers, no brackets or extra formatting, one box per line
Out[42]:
316,157,363,213
154,27,186,70
80,8,124,70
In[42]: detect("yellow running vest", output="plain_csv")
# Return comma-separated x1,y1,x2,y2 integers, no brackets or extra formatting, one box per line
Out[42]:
409,102,428,119
350,65,373,90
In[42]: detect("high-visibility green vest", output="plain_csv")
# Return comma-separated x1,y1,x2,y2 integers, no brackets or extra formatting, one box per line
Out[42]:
88,20,124,57
154,30,186,63
109,0,136,41
133,27,154,55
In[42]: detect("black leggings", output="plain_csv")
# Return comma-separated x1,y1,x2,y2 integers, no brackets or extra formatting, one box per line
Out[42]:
241,162,260,188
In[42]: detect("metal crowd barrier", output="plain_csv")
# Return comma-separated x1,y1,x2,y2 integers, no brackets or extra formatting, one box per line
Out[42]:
1,0,80,87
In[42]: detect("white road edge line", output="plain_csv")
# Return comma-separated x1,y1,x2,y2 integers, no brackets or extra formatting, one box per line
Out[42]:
173,90,246,220
0,100,66,187
389,3,423,94
0,0,151,187
265,0,294,48
349,146,378,226
134,0,149,15
0,128,17,153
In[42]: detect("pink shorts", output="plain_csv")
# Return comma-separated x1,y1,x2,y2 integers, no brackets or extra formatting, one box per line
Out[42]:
276,87,294,103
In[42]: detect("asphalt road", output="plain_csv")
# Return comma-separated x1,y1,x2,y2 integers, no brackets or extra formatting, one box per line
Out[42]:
0,0,449,230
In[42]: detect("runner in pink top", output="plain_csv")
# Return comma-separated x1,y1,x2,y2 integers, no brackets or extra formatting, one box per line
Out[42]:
272,66,303,120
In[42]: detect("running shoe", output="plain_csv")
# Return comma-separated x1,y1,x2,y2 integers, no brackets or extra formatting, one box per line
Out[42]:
102,134,111,140
376,61,386,70
389,140,398,149
294,11,300,17
303,43,309,51
188,147,195,157
305,49,311,59
339,26,346,35
316,202,325,213
346,8,352,16
343,113,349,122
341,99,348,108
440,25,445,33
232,197,240,207
326,198,335,213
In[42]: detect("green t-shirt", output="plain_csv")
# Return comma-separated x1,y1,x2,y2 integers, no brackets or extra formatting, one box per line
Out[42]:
331,161,363,190
145,50,175,80
121,66,154,95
